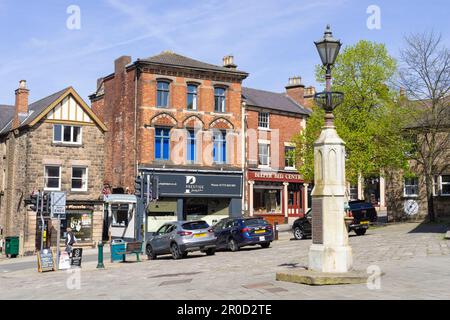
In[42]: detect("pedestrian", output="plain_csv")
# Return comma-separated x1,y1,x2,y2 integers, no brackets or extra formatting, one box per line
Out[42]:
65,227,76,257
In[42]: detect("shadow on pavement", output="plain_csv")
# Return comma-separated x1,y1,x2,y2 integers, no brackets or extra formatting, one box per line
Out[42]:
408,221,449,234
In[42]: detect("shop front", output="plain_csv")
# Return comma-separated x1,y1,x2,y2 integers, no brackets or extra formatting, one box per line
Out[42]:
140,168,243,232
247,170,306,224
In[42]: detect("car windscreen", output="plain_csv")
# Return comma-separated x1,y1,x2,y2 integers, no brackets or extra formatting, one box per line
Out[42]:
182,221,210,230
243,219,267,226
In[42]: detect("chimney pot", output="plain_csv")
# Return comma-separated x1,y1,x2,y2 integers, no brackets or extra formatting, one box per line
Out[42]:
223,55,237,69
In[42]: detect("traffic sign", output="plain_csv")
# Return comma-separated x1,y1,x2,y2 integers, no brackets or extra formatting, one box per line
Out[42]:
51,192,66,217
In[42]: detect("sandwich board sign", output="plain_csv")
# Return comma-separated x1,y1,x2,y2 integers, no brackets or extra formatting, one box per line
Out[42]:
51,192,66,218
37,249,56,273
71,248,83,267
59,251,71,270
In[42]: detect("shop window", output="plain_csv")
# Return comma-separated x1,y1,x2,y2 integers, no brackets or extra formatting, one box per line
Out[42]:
254,189,281,214
53,124,82,144
258,143,270,166
404,177,419,197
61,212,93,242
112,204,129,227
187,84,198,110
213,131,226,164
44,166,61,190
284,146,295,168
155,127,170,160
441,175,450,196
187,130,196,162
258,112,269,129
71,167,88,191
157,81,170,107
214,87,226,113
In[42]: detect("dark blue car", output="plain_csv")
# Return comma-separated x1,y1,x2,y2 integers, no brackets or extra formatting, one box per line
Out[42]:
212,217,274,251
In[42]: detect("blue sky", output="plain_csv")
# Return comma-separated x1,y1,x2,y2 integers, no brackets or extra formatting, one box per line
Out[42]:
0,0,448,104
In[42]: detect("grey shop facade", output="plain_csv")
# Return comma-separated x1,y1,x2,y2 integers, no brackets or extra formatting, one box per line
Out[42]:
139,168,243,232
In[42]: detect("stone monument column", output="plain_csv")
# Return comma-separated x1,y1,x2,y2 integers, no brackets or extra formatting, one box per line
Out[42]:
308,113,353,273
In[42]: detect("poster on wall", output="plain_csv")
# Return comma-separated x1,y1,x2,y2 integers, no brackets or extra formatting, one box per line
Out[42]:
61,212,93,242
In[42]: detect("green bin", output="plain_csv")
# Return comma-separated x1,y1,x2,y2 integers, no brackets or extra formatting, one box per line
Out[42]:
5,236,19,258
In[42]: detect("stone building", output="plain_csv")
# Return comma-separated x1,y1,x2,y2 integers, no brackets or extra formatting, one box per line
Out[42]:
89,51,249,231
242,76,312,225
0,81,107,255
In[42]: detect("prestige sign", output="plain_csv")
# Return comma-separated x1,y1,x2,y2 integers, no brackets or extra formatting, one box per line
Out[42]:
153,172,242,198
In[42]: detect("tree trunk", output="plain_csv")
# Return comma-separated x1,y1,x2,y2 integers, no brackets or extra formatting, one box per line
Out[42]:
425,174,435,222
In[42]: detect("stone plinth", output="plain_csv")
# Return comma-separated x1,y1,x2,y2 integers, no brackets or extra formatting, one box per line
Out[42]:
276,269,368,286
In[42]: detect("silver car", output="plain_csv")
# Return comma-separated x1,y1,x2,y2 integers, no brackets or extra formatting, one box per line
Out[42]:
145,220,216,260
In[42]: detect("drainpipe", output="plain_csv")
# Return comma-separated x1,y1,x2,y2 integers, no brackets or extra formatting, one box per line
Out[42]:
134,65,139,178
241,101,247,217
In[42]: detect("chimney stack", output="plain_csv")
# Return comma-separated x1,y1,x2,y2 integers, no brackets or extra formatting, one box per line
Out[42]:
223,55,237,69
285,76,305,106
12,80,30,129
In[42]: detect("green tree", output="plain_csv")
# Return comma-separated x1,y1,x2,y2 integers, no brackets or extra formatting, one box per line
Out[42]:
294,40,411,184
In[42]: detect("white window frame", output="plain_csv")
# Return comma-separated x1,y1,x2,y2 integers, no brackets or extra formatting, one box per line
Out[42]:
284,146,296,170
258,143,270,168
53,124,83,145
44,165,61,191
71,166,88,192
440,175,450,196
258,112,270,129
403,177,419,197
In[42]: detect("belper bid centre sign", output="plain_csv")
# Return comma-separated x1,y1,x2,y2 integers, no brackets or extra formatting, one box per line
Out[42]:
154,172,242,198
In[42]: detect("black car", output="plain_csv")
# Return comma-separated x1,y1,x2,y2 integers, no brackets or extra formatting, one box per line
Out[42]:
213,217,274,251
292,201,378,240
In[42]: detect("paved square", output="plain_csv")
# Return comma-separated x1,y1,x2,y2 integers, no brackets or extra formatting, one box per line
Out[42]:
0,222,449,300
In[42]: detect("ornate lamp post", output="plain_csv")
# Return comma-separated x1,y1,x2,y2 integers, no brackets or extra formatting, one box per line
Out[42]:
308,25,353,273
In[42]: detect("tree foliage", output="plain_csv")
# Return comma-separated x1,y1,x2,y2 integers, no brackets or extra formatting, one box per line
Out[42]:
294,40,411,183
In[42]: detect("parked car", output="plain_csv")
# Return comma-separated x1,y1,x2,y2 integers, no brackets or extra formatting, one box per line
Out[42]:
212,217,273,251
145,220,216,260
346,200,378,235
292,201,378,240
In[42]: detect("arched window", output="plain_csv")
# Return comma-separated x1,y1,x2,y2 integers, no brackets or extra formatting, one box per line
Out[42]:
214,87,226,113
187,84,198,110
157,81,170,108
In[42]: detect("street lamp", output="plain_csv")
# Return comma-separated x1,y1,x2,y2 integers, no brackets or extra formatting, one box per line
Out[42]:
314,25,344,124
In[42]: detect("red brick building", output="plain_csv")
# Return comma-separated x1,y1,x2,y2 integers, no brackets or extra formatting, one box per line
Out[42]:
242,76,312,224
90,52,248,231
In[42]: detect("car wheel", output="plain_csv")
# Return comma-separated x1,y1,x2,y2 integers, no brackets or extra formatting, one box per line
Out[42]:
146,245,157,260
355,228,367,236
228,238,239,252
294,226,305,240
182,252,188,259
205,248,216,256
260,242,270,249
170,243,183,260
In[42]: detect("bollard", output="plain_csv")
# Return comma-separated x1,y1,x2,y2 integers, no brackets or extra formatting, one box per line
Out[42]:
96,241,105,269
274,221,279,241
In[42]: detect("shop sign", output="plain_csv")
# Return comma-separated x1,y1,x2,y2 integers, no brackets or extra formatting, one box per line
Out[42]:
152,172,242,198
71,248,83,267
250,171,303,182
37,249,55,273
59,252,71,270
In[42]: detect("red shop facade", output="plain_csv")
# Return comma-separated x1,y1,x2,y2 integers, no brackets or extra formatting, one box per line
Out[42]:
247,169,307,225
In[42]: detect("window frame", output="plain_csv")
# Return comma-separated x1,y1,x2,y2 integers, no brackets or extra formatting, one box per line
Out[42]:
187,84,198,111
440,175,450,196
53,124,82,145
258,143,270,167
214,87,226,113
157,81,170,108
213,130,227,164
44,165,61,191
284,146,296,169
71,166,88,192
404,177,419,197
258,112,270,129
154,127,171,161
187,129,196,163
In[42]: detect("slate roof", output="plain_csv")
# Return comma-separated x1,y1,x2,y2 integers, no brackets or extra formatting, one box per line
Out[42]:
140,51,248,76
0,87,70,135
242,87,311,116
